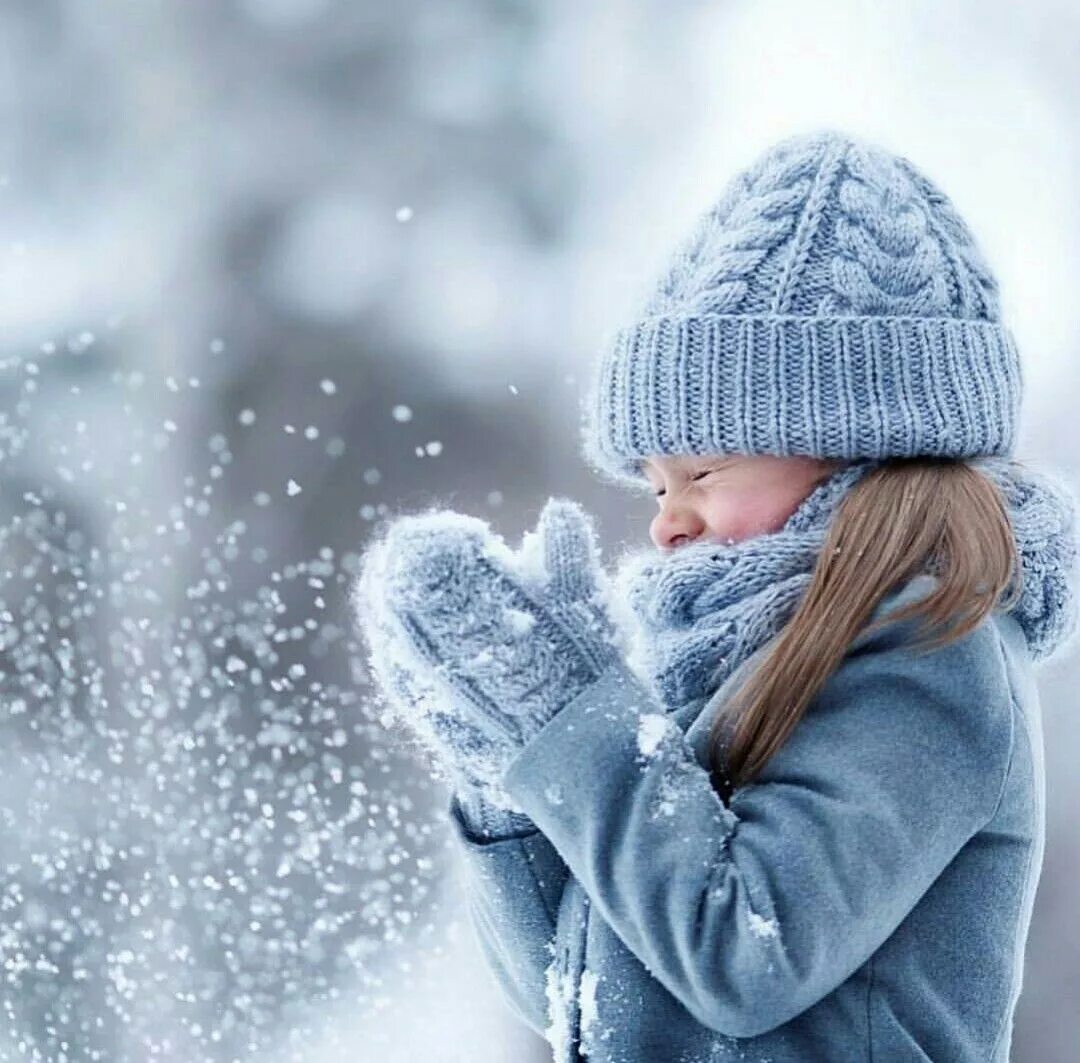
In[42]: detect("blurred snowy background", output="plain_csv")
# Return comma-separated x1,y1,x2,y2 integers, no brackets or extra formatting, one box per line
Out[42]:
2,0,1079,1060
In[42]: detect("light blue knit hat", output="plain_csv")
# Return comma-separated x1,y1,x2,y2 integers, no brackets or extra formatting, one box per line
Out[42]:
582,128,1024,489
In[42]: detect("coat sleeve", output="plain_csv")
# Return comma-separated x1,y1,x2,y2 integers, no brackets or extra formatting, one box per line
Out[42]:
445,793,572,1038
498,612,1016,1039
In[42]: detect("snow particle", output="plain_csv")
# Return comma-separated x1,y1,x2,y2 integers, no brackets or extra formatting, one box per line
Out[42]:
0,314,453,1058
320,378,337,395
636,714,671,758
578,968,600,1037
544,956,573,1060
391,404,412,423
503,608,536,637
424,440,442,457
747,908,781,940
395,205,414,222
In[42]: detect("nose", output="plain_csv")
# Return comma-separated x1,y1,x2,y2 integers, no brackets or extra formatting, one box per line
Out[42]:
650,501,706,550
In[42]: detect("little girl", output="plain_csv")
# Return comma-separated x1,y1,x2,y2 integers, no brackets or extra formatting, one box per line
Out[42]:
353,129,1079,1062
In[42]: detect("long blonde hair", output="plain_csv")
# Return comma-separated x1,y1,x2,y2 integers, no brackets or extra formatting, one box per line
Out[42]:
706,456,1024,803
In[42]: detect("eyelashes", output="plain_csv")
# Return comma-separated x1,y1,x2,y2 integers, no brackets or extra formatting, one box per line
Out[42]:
652,468,718,499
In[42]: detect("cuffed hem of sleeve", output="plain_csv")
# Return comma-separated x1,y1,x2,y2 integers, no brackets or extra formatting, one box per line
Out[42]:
501,657,679,810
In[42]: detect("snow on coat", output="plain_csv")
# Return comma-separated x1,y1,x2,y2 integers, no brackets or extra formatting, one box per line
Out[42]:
449,572,1045,1062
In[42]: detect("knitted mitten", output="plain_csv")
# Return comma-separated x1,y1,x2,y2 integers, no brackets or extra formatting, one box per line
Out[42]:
354,497,623,814
354,542,534,836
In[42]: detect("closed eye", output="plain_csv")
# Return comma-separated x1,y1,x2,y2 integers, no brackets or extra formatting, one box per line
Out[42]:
652,468,718,498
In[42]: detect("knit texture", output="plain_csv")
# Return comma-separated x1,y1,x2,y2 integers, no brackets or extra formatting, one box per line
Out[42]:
352,498,623,836
611,456,1079,725
611,459,880,711
582,128,1023,488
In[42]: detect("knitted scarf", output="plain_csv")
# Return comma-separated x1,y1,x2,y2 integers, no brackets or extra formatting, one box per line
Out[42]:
609,457,1079,714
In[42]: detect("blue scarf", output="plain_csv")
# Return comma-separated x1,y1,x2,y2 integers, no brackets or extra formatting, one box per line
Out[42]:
609,457,1079,714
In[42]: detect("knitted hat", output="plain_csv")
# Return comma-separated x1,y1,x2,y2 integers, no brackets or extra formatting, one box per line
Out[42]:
582,128,1023,489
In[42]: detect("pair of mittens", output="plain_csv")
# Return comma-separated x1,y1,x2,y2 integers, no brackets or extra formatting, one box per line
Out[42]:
353,498,625,819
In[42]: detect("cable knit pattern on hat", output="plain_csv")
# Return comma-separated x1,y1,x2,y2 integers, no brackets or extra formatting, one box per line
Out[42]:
583,128,1023,487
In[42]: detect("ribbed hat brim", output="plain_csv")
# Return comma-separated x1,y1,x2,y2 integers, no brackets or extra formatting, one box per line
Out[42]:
582,313,1022,488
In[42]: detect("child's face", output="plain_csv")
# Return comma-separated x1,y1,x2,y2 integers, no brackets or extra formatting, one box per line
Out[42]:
642,453,847,551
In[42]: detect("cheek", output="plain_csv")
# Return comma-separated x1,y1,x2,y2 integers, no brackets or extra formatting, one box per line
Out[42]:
704,486,803,538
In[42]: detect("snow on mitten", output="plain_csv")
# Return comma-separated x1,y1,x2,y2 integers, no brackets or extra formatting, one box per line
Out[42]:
356,498,624,784
353,536,535,835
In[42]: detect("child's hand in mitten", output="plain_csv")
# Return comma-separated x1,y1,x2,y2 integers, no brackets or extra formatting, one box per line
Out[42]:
356,498,624,784
353,536,515,803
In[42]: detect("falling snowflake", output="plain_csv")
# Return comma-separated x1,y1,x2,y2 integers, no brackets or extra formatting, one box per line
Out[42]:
0,350,446,1061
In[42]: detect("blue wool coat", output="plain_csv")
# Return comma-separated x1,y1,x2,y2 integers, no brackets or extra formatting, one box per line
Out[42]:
446,573,1043,1062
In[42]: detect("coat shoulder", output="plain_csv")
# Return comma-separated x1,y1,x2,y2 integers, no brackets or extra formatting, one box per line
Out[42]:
848,571,1004,662
841,571,1015,747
